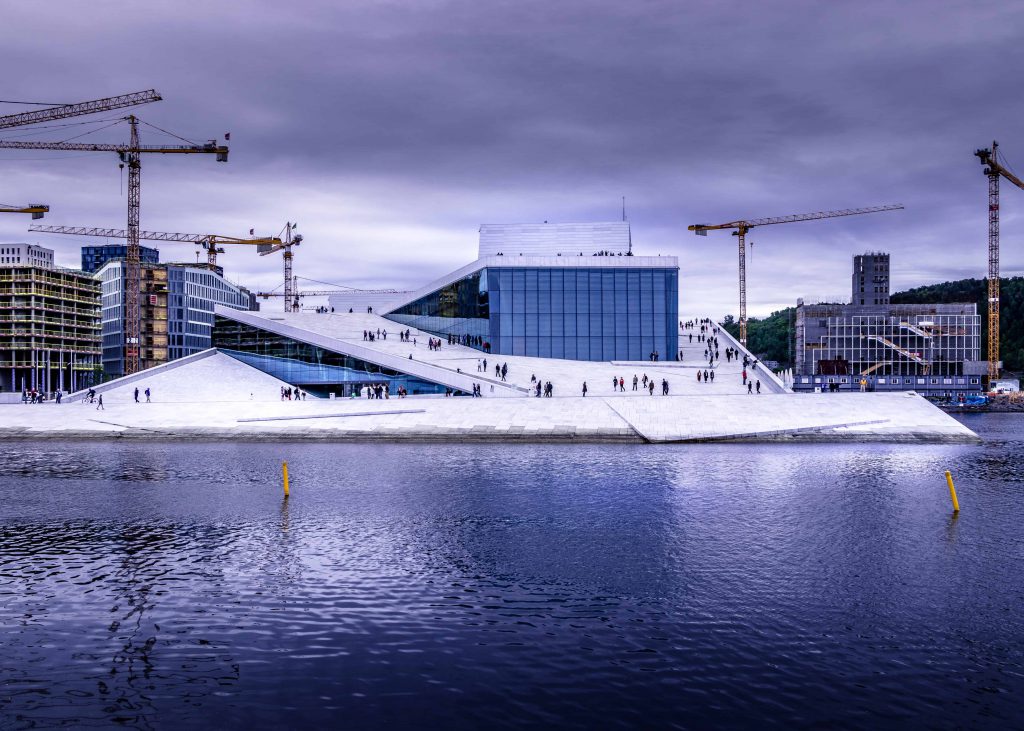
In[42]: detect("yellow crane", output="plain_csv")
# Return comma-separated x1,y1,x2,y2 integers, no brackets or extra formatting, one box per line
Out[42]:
30,224,282,268
975,141,1024,382
0,203,47,219
257,222,303,312
0,93,227,374
688,204,904,345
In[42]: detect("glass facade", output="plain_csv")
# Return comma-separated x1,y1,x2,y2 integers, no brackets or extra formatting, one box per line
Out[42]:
213,316,450,397
388,266,679,361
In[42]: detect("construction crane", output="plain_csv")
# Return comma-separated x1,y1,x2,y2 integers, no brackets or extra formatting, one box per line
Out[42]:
257,222,303,312
0,111,229,374
30,224,282,267
975,141,1024,383
1,203,47,219
0,90,161,130
688,204,904,345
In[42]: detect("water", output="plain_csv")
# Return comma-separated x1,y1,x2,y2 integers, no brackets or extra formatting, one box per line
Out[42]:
1,415,1022,730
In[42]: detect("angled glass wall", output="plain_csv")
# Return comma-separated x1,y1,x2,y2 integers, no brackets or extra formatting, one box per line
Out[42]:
213,316,450,397
387,266,679,362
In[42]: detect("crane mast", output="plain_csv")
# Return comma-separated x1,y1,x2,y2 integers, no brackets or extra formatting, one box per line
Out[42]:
975,141,1024,383
689,204,904,346
124,116,142,372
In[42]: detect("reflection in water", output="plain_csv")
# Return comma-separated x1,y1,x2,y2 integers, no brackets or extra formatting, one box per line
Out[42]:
0,414,1022,729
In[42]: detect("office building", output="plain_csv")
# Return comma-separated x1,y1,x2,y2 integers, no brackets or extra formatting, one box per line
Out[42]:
98,260,256,377
81,243,160,274
0,244,101,393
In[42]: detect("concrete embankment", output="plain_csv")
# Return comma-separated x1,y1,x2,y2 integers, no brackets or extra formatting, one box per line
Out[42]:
0,391,980,444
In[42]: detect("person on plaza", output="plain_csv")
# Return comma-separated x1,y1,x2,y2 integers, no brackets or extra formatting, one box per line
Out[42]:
697,370,702,383
96,393,104,410
742,369,747,385
648,380,655,395
145,387,151,402
756,379,761,394
710,370,715,382
501,363,508,381
748,381,753,394
582,381,588,397
632,374,639,391
703,369,709,382
662,379,669,395
612,375,618,391
55,389,62,404
642,374,648,387
619,376,625,392
134,387,139,403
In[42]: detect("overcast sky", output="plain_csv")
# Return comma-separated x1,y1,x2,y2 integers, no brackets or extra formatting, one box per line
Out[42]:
3,0,1024,317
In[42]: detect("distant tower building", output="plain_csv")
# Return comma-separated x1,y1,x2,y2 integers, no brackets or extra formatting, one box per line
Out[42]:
852,252,890,306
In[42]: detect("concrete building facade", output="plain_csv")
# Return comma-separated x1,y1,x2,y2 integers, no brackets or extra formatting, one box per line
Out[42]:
0,245,101,394
852,252,890,306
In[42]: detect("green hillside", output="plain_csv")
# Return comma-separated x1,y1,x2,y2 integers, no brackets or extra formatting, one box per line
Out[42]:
721,276,1024,372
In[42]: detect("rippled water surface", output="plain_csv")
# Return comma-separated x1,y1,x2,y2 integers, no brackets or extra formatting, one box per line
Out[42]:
1,414,1023,730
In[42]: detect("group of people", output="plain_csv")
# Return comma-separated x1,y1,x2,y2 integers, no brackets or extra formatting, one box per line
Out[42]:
530,374,554,397
446,333,488,350
362,329,386,342
363,383,390,399
398,329,413,342
427,338,443,351
313,306,334,313
280,386,306,400
22,388,59,404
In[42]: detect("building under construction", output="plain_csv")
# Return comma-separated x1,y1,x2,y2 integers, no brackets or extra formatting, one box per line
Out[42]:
794,253,985,397
0,244,101,393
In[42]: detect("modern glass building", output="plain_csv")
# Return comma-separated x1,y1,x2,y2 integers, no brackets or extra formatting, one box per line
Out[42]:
212,316,449,397
209,222,680,398
387,258,679,362
81,244,159,274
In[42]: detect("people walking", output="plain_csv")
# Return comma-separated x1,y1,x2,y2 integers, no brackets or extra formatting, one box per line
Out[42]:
134,387,139,403
748,381,753,394
632,374,638,391
145,387,151,402
96,393,104,410
582,381,588,397
756,379,761,394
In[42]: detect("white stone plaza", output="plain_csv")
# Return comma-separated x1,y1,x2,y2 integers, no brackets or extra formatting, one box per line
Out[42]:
0,310,977,443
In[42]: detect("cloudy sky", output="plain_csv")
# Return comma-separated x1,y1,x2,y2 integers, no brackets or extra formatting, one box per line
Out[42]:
3,0,1023,317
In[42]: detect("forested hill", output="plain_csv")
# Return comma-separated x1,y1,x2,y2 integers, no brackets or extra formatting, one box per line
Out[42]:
720,276,1024,372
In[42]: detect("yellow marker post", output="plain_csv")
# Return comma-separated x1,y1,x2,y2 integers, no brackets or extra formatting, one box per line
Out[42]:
945,470,959,513
282,461,290,498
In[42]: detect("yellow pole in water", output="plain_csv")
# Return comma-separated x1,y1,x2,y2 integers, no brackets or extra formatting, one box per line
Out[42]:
283,461,290,498
945,470,959,513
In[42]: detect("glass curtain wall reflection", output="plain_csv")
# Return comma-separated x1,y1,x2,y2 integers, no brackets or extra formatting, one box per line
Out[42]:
388,266,679,361
212,317,449,397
